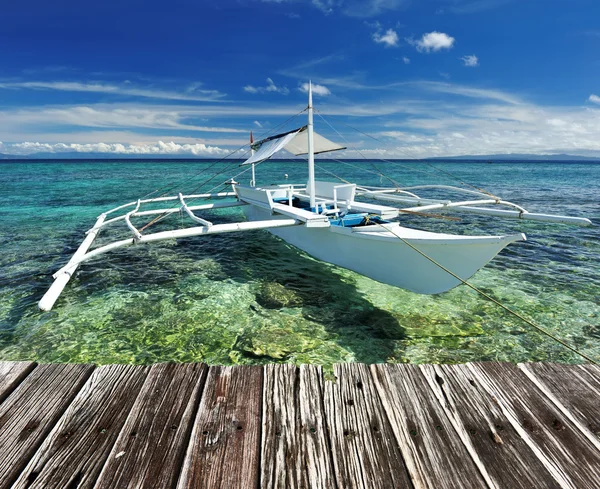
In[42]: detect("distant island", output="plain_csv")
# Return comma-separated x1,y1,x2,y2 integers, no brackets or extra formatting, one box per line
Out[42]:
2,152,600,161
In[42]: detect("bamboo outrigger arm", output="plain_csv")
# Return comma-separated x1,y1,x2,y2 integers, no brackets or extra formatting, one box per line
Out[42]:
359,186,593,227
38,190,301,311
39,217,301,312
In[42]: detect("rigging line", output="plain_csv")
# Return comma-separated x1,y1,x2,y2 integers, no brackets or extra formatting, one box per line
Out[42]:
326,115,501,200
138,159,244,232
139,110,310,232
314,163,351,184
149,165,255,229
315,113,404,190
314,163,460,221
138,107,309,203
327,158,392,180
373,219,599,365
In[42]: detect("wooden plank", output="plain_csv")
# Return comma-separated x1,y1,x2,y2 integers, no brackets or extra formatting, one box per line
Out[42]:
12,364,149,489
324,363,412,489
94,363,208,489
519,362,600,449
420,364,562,489
177,366,263,489
0,363,94,489
261,364,300,488
0,361,36,404
260,364,337,489
469,362,600,489
298,365,337,489
371,364,486,489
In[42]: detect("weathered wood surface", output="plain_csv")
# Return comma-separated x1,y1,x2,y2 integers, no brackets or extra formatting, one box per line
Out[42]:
325,363,412,489
420,363,562,489
260,364,337,489
0,363,94,489
298,365,337,489
0,361,35,404
12,364,149,489
0,361,599,489
177,365,263,489
372,363,486,489
261,364,300,489
94,363,207,489
469,362,600,489
519,362,600,448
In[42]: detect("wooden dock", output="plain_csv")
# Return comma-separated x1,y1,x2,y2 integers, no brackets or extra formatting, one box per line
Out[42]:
0,361,599,488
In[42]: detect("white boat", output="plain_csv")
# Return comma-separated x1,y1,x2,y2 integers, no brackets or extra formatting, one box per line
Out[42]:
38,83,593,311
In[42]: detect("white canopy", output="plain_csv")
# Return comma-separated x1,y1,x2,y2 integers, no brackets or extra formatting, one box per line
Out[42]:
242,127,345,166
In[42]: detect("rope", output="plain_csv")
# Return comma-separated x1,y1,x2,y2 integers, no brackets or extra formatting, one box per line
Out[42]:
373,220,598,365
139,107,309,203
314,163,460,221
139,109,308,232
311,125,597,362
321,113,502,200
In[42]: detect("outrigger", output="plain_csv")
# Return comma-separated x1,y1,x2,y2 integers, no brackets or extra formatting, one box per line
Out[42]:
38,82,593,311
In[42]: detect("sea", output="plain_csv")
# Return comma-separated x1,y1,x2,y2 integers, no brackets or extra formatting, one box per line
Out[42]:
1,159,598,367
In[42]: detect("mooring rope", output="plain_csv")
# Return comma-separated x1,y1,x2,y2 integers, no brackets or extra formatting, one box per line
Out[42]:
374,220,599,365
309,127,598,364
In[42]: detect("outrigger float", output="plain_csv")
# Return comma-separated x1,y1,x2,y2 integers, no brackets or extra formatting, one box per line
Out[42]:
38,83,593,311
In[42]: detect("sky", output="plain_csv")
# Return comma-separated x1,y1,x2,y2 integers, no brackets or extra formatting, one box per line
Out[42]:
1,0,600,158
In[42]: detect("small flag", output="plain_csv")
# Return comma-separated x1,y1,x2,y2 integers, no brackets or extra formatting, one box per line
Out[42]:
250,131,254,144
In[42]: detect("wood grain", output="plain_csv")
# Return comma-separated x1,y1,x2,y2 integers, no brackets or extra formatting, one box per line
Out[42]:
261,364,300,488
0,363,93,489
177,365,263,489
94,363,207,489
298,365,336,489
420,363,562,489
12,364,148,489
371,363,486,489
469,362,600,489
0,361,36,404
519,362,600,449
260,364,337,489
324,363,412,489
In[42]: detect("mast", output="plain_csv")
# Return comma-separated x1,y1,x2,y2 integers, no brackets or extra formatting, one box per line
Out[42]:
250,131,256,187
307,81,316,211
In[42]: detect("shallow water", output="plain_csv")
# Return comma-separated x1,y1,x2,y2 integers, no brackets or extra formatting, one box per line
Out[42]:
0,159,598,366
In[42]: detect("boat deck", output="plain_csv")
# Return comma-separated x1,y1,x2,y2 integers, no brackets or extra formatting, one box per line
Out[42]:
0,361,599,488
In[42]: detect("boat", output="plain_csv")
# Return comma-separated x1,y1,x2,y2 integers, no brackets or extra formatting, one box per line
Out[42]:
38,83,593,311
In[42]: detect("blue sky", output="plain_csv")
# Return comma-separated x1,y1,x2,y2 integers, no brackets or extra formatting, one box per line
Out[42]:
1,0,600,157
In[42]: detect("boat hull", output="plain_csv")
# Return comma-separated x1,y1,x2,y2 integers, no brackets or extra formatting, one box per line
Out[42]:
244,205,525,294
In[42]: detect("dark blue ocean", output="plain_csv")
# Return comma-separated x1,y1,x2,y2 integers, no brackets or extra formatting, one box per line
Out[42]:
1,159,598,366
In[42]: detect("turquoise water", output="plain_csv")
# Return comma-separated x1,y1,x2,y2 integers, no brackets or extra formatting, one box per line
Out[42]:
0,159,598,366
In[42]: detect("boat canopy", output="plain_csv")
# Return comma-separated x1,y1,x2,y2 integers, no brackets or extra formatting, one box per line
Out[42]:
242,126,346,166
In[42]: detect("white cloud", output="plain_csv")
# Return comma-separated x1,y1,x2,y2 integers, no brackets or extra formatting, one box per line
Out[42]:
461,54,479,67
373,29,399,47
0,80,226,102
402,56,410,64
0,106,249,133
416,81,521,104
299,82,331,96
411,31,455,52
1,141,228,156
253,120,263,128
344,0,406,18
312,0,336,14
243,78,290,95
588,94,600,104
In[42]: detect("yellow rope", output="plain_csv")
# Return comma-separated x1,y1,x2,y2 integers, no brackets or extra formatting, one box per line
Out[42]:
313,154,597,364
374,220,599,365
